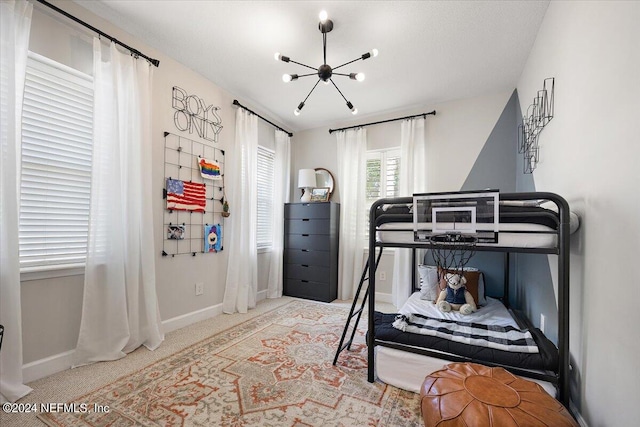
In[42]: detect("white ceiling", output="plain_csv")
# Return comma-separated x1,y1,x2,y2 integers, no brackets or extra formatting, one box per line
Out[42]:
73,1,549,132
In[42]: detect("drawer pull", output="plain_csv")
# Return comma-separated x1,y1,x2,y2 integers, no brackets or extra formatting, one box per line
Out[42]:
302,234,309,237
301,249,309,252
301,280,309,283
301,264,309,268
302,218,310,222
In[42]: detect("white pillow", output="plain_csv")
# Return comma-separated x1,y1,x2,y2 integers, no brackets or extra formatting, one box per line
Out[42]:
417,265,440,301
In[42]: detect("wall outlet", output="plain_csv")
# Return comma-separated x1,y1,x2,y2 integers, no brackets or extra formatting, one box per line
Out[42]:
540,313,546,334
195,282,204,296
379,271,387,281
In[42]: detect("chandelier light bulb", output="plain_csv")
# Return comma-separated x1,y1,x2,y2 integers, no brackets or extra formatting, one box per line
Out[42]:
346,101,358,115
294,108,301,116
361,48,379,60
275,52,290,62
319,10,328,23
350,72,365,82
283,74,292,82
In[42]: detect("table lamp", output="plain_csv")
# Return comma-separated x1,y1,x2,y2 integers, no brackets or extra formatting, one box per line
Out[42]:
298,168,316,202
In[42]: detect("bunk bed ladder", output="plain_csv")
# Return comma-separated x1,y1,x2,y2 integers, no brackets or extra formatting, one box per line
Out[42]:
333,247,384,365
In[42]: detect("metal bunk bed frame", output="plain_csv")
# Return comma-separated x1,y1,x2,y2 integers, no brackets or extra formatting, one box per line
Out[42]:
366,191,571,408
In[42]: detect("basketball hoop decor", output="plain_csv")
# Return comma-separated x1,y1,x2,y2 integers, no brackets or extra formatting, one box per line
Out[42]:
429,233,478,281
412,190,500,282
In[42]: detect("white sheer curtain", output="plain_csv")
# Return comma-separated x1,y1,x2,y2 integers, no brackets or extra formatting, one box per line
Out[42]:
223,108,258,313
73,39,163,367
336,128,367,300
0,0,32,403
267,130,291,299
392,117,427,307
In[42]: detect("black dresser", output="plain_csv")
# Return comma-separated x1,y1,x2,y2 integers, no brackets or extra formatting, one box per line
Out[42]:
284,202,339,302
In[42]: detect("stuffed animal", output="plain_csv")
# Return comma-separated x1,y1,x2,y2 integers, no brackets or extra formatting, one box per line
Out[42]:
436,273,477,315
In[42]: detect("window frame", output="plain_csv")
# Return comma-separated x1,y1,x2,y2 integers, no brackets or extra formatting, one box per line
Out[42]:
364,147,401,242
366,148,401,202
19,52,94,281
256,145,275,252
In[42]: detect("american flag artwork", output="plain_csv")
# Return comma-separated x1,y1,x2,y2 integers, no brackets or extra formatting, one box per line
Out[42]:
166,178,206,212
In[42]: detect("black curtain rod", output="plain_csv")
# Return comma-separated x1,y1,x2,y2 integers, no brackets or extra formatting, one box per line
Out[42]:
328,110,436,134
36,0,160,67
232,100,293,137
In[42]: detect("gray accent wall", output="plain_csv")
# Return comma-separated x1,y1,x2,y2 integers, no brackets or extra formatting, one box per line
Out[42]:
461,90,518,193
512,92,557,344
438,89,558,346
456,90,517,299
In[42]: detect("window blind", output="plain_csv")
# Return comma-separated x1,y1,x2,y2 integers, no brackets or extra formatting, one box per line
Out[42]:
257,146,275,249
19,53,94,271
366,149,401,202
365,149,401,239
385,155,400,198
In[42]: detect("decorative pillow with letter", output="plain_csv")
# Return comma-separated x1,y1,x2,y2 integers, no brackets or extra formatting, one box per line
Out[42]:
417,265,440,302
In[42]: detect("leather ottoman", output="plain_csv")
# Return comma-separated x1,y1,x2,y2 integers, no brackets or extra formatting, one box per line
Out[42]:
420,363,578,427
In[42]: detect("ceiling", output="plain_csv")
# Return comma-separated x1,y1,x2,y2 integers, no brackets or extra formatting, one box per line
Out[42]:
73,1,549,133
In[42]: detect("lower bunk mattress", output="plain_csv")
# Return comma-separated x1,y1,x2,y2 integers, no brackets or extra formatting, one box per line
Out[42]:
373,294,558,372
374,346,557,397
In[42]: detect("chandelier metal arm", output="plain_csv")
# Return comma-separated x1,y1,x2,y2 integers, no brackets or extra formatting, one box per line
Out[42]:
288,59,317,71
329,79,349,103
323,32,328,64
332,56,363,71
302,79,322,104
332,72,353,78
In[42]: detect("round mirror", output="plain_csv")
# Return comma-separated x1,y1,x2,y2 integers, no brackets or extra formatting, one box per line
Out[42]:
315,168,334,200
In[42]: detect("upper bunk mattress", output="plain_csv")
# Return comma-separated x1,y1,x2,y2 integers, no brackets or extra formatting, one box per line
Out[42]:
374,204,579,248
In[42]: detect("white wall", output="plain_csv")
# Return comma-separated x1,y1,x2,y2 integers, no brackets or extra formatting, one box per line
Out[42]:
20,0,285,374
516,1,640,425
291,90,513,298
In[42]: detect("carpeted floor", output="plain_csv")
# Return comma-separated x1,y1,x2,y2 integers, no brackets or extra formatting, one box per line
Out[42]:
2,297,419,427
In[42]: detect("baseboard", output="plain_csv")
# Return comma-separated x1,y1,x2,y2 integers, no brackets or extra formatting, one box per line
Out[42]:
161,303,224,334
23,349,75,384
570,400,588,427
21,289,313,384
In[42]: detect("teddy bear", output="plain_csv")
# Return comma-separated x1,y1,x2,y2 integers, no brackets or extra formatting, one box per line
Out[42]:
436,273,477,315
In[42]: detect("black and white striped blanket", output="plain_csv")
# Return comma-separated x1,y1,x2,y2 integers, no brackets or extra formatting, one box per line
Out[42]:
392,313,539,353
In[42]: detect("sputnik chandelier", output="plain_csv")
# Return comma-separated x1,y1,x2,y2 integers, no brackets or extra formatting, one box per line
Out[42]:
275,10,378,116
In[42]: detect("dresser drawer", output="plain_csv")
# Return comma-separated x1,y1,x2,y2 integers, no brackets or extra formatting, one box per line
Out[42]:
285,249,331,266
285,218,330,235
285,263,329,284
285,234,331,251
285,203,332,219
284,279,335,303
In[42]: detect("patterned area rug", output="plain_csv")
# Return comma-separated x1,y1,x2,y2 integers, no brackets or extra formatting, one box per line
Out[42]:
38,300,422,426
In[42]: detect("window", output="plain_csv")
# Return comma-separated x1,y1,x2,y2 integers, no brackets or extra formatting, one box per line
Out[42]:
366,148,400,201
365,148,401,238
256,145,275,249
19,53,93,272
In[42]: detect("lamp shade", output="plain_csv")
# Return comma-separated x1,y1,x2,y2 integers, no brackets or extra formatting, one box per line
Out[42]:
298,169,317,189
